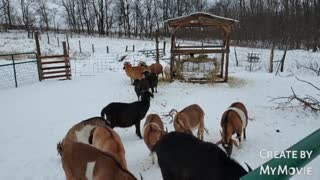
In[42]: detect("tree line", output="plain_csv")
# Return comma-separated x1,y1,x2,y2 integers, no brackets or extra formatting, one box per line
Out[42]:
0,0,319,50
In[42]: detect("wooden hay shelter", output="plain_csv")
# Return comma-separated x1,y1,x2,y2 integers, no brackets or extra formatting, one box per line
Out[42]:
167,12,238,83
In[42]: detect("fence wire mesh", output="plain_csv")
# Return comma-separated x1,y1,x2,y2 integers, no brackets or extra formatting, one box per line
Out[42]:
0,53,39,89
70,52,132,77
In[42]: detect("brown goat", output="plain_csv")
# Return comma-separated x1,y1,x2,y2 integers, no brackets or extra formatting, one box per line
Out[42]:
60,142,136,180
123,62,146,83
173,104,205,140
91,126,127,169
146,63,163,77
57,117,109,156
216,102,248,156
143,114,166,163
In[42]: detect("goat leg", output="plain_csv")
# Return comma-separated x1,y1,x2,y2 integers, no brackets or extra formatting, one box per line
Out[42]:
135,121,143,139
237,134,241,143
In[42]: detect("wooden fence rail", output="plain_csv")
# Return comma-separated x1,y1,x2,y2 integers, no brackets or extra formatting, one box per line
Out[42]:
35,32,71,80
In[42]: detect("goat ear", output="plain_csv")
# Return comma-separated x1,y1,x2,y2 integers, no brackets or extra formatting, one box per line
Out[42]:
232,139,239,147
216,140,222,145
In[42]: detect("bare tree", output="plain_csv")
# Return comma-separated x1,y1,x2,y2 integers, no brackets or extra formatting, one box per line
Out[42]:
20,0,36,30
37,0,51,30
2,0,13,29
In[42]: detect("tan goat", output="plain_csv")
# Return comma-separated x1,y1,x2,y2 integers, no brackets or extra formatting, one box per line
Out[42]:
123,62,146,83
57,117,109,156
91,126,127,169
60,142,136,180
216,102,248,156
173,104,205,140
143,114,166,163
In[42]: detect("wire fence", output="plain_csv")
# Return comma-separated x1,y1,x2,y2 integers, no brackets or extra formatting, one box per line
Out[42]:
0,52,40,89
70,53,125,77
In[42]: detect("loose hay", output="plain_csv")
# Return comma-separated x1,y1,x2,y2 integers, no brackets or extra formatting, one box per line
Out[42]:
176,55,220,83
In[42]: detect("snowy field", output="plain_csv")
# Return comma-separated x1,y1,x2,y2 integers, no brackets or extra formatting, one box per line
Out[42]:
0,31,319,179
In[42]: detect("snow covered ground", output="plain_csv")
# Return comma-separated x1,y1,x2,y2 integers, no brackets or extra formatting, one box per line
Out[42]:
0,31,319,179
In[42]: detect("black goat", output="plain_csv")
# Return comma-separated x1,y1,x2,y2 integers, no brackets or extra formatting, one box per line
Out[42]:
153,132,250,180
133,79,150,101
143,71,158,93
100,91,153,139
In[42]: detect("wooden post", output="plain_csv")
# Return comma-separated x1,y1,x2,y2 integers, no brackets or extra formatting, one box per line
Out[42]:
163,41,166,56
156,30,160,63
35,32,43,80
57,37,60,47
234,46,238,67
224,33,230,82
63,41,71,80
35,32,41,57
125,45,128,52
178,44,180,61
133,45,135,52
66,35,70,51
106,46,109,53
92,44,95,53
170,34,175,82
280,45,288,72
79,40,82,53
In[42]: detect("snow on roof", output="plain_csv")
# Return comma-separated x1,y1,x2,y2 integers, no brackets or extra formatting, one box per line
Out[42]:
165,12,239,26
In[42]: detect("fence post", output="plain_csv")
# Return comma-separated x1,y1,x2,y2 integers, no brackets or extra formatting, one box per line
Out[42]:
106,46,109,53
234,46,239,67
35,32,41,56
11,55,18,88
66,35,70,51
92,44,95,53
163,41,166,56
125,45,128,52
35,32,43,80
57,37,60,47
79,40,82,53
155,30,159,63
133,45,135,52
63,41,71,80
